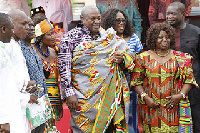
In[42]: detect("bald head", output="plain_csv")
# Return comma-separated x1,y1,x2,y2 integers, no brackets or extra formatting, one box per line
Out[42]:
8,9,29,41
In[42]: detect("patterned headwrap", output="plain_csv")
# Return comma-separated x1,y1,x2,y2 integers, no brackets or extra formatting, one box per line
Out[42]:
35,18,54,37
31,6,45,18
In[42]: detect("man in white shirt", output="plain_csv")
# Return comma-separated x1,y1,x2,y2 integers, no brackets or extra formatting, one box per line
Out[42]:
0,12,25,133
7,9,39,133
32,0,73,32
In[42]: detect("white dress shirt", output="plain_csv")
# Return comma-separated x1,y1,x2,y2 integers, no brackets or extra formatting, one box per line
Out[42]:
5,39,31,133
32,0,73,32
0,41,25,133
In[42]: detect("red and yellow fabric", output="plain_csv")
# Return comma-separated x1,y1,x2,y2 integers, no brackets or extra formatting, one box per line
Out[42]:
53,23,65,52
35,18,54,37
43,58,62,128
130,50,197,133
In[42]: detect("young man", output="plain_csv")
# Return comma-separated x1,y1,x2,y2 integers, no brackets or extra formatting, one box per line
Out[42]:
166,2,200,132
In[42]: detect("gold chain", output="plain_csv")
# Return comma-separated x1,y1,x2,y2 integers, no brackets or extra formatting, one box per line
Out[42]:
155,49,170,57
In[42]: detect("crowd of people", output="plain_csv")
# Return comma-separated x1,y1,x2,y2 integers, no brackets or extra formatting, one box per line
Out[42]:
0,1,200,133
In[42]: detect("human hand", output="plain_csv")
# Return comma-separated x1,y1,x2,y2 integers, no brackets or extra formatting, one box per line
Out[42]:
0,123,10,133
28,95,38,104
26,80,37,93
113,51,124,64
164,94,183,110
144,96,160,108
66,95,78,110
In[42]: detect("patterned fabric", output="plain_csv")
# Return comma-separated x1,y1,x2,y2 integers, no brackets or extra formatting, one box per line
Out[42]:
126,33,142,133
70,28,135,133
148,0,191,25
30,6,45,17
43,58,61,128
58,24,100,98
96,0,143,39
35,18,54,37
130,50,197,133
19,40,47,96
53,23,65,52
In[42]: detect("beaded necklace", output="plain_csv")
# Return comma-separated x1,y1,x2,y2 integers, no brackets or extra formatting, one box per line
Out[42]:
36,43,50,57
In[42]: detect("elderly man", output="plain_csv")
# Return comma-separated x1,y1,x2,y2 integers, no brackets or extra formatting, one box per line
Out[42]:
0,12,25,133
166,2,200,132
7,9,46,133
58,5,134,132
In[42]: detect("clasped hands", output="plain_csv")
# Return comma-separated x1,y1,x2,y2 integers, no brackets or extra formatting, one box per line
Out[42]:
26,80,39,104
144,94,183,110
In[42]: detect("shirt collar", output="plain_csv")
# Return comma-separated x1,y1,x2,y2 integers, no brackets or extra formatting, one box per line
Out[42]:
77,23,101,40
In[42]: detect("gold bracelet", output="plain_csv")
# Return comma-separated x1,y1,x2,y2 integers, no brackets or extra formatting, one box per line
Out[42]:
140,92,147,102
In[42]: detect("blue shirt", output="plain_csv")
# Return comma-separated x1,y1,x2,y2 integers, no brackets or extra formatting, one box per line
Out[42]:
19,40,47,97
127,33,143,53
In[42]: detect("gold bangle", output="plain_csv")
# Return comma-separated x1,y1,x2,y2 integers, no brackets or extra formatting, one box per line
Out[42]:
140,92,147,102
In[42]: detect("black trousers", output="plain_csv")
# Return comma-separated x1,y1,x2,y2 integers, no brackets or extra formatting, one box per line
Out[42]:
188,88,200,133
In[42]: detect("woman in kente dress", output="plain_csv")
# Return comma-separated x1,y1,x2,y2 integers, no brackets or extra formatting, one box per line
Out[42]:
131,23,198,132
101,8,143,133
34,18,63,130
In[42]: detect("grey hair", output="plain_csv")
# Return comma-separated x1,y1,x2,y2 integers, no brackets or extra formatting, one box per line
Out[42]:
168,2,185,14
80,5,98,18
8,9,27,20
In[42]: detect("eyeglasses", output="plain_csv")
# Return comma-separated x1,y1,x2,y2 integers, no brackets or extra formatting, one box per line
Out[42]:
115,19,127,24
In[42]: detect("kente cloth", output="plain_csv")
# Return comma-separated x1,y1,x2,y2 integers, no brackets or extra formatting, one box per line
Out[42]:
148,0,191,25
71,28,135,133
130,50,198,133
53,23,65,52
35,18,54,37
43,57,62,128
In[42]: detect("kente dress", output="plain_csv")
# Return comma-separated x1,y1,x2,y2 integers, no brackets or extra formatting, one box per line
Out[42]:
43,57,61,128
131,50,197,133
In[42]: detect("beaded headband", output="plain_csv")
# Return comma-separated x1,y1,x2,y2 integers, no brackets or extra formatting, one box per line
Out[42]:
35,18,54,37
31,6,45,18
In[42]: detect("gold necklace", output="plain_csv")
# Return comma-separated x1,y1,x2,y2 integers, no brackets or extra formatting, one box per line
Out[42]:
155,49,170,57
